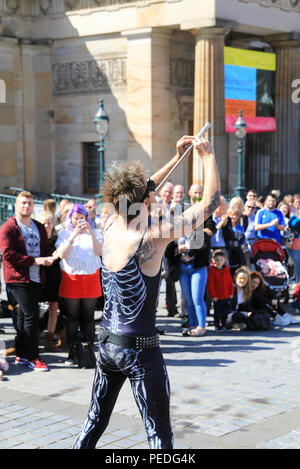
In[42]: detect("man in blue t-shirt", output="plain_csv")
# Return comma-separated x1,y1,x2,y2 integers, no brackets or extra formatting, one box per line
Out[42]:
254,193,286,245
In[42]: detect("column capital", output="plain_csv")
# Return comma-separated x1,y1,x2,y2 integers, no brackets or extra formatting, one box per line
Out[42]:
181,18,238,38
264,32,300,48
121,26,172,40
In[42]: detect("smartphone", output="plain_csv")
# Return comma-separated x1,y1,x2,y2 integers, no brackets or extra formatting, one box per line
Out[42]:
78,219,85,225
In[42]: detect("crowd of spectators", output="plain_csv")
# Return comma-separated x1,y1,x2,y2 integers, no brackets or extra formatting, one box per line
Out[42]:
0,183,300,376
162,185,300,335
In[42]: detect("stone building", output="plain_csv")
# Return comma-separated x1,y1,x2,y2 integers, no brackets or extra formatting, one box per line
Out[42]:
0,0,299,197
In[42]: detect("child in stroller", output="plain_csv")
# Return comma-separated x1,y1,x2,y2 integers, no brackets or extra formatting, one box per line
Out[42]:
251,239,289,301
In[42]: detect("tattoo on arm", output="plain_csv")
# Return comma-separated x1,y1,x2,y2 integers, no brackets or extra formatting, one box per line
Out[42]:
205,190,221,216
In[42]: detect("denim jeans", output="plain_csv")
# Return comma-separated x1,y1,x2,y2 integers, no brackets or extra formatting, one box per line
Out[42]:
179,264,208,328
287,248,300,283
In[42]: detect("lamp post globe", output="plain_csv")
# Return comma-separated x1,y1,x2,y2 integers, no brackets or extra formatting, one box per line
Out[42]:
233,109,247,200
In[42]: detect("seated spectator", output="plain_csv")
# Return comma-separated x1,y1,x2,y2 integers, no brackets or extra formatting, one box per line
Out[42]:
249,271,297,326
226,266,253,331
207,250,234,332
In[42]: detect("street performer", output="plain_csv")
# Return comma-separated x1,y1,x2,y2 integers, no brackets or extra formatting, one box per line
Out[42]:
73,134,221,449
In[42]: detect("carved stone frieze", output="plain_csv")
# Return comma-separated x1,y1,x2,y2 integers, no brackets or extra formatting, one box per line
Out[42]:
52,57,127,94
6,0,19,14
239,0,300,13
39,0,52,14
65,0,79,10
169,56,194,90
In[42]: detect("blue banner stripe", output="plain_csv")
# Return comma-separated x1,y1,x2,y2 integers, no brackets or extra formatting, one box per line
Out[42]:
225,64,257,101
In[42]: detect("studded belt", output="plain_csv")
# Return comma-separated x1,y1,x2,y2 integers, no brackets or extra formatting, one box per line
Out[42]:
98,327,160,350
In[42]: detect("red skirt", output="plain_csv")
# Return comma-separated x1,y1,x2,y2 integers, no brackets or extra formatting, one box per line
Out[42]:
59,270,102,299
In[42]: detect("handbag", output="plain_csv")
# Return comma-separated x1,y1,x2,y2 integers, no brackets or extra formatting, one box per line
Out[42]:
75,338,96,369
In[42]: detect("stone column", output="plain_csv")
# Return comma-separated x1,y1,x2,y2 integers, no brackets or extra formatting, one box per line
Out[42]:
0,37,22,190
267,33,300,193
190,27,229,191
123,28,172,177
19,42,54,193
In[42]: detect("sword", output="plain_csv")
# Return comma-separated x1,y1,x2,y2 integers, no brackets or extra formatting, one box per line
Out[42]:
154,122,211,194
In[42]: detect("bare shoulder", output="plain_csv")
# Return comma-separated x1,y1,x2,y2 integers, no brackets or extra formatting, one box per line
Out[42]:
102,225,141,272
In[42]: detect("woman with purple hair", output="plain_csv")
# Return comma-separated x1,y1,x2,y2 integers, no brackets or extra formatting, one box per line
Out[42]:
54,204,102,366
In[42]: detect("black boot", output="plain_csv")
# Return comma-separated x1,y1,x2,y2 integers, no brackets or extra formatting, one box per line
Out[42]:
65,343,78,366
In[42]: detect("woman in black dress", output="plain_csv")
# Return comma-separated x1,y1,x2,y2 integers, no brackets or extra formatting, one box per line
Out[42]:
39,211,62,351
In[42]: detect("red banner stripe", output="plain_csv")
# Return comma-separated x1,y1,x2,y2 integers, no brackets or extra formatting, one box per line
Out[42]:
226,116,276,133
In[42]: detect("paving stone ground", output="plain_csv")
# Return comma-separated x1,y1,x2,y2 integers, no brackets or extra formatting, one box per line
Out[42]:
0,279,300,450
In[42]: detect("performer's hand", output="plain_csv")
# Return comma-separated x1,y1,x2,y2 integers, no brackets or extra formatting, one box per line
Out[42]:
175,136,194,159
193,138,215,159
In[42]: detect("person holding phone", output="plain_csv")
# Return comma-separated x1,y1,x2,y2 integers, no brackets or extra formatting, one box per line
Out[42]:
54,204,102,366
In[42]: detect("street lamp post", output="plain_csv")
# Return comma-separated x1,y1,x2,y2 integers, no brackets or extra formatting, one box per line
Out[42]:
232,109,247,200
94,98,109,195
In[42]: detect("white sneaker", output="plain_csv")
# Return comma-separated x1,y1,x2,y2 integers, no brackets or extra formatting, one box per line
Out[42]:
286,313,300,324
273,314,291,326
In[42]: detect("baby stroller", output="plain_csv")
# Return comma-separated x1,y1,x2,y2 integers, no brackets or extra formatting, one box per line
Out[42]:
251,239,289,300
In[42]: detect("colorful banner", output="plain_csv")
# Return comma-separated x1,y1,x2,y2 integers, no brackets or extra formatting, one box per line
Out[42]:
224,47,276,133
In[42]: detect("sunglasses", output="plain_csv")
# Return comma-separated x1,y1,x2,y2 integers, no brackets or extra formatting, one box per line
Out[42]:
246,205,256,209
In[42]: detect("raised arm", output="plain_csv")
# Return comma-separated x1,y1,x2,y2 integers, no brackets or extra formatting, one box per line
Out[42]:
150,136,194,188
158,138,221,243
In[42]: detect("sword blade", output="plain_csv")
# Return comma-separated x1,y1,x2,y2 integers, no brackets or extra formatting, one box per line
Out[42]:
154,122,211,194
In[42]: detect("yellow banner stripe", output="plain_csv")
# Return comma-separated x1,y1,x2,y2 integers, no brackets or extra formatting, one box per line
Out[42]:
224,46,276,71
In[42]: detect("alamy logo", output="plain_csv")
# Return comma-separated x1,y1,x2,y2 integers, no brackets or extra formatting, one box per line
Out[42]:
291,79,300,104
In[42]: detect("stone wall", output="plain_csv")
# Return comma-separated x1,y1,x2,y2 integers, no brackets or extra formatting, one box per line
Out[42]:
52,35,129,194
0,38,53,193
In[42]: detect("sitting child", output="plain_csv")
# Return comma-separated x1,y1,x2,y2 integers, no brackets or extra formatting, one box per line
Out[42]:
207,250,234,331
